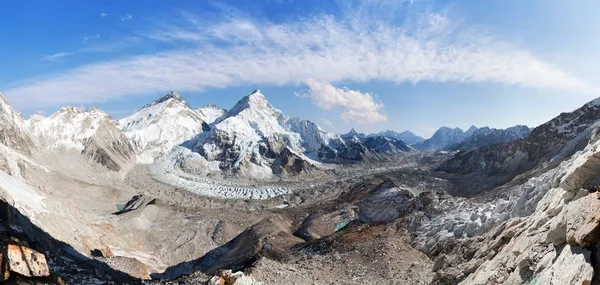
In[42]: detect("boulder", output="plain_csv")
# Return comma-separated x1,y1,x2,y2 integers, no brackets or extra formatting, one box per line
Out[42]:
208,269,259,285
4,244,50,277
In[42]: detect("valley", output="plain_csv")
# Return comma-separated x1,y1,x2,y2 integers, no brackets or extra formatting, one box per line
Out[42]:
0,89,599,285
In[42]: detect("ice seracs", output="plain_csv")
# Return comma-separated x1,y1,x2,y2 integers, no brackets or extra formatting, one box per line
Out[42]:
118,91,206,163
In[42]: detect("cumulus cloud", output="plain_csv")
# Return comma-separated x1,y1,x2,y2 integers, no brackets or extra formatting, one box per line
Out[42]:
120,13,132,21
299,79,387,123
3,3,591,110
101,12,108,17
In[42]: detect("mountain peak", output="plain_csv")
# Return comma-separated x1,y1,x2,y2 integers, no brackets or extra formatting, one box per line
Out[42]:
142,91,189,109
56,106,83,115
246,89,267,102
227,89,273,116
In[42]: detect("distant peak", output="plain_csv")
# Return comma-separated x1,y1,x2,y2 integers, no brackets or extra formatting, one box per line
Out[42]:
85,106,102,113
199,104,221,109
58,106,82,114
142,91,189,109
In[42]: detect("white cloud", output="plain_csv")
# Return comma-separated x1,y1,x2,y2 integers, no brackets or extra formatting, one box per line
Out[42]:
4,4,592,110
44,52,71,61
101,12,108,17
120,13,132,21
300,79,387,123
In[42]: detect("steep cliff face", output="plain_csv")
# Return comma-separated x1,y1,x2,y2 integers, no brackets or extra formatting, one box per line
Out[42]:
438,99,600,176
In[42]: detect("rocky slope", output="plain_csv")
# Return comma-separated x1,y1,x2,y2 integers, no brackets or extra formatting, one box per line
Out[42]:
445,125,531,151
414,123,600,284
119,92,207,163
414,126,478,150
438,98,600,176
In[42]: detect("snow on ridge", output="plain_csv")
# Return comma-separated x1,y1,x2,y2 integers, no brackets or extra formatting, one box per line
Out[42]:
26,106,112,151
118,92,206,163
197,104,226,124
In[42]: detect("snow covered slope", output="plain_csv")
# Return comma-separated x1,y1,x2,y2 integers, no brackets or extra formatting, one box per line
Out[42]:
26,106,110,151
182,89,312,178
0,92,35,154
153,89,413,183
197,104,226,124
118,92,206,163
26,106,136,172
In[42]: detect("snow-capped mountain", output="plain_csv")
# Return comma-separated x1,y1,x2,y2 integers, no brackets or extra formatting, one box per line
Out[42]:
26,106,135,172
445,125,531,151
439,98,600,176
362,136,413,153
341,128,367,140
118,92,207,163
197,104,226,125
26,106,110,151
0,92,34,154
370,130,425,145
165,89,413,179
413,126,478,150
182,89,315,178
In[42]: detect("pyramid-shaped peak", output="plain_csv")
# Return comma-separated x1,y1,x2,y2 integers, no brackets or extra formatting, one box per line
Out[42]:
245,89,267,102
142,91,189,109
86,106,103,113
227,89,273,114
85,106,110,117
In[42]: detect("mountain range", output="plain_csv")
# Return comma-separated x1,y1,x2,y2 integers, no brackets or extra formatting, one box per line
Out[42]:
1,88,600,283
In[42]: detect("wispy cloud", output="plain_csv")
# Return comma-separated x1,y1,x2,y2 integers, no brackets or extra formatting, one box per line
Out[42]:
4,3,591,110
120,13,132,21
299,79,387,123
101,12,108,17
44,52,72,61
83,34,100,42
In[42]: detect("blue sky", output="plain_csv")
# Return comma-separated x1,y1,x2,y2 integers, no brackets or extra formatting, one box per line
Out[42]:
1,0,599,137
